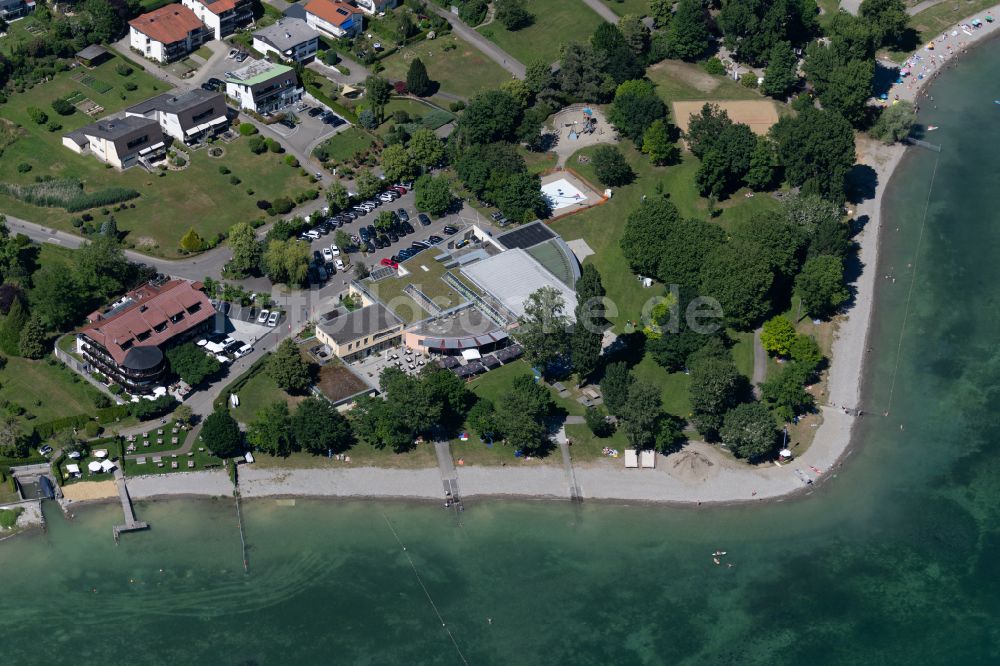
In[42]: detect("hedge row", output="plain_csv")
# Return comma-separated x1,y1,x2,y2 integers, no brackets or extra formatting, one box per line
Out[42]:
32,404,132,439
0,178,140,212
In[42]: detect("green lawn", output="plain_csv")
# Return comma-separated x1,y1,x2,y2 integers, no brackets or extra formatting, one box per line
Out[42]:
194,45,214,60
600,0,651,17
646,60,767,102
0,55,313,256
729,329,755,379
468,360,586,417
252,438,438,469
0,357,106,426
631,354,692,418
313,127,376,163
230,371,305,425
477,0,606,64
909,0,997,42
376,33,511,99
565,422,629,461
0,16,48,56
367,257,468,322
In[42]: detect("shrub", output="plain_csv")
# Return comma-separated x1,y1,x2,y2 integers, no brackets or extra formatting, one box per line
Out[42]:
229,175,241,185
123,81,138,91
46,121,62,132
702,57,726,76
239,122,258,136
285,155,299,167
322,50,340,66
271,197,294,215
51,98,75,116
266,138,282,153
83,421,101,438
585,406,615,437
741,72,759,88
219,165,231,175
449,100,466,112
27,107,48,124
116,63,133,76
130,395,178,421
16,163,31,173
247,135,267,154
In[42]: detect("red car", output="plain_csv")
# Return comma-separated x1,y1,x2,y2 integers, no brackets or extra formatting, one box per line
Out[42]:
380,257,399,269
391,185,407,195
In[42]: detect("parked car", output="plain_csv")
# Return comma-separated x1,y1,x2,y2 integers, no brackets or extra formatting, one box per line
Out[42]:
428,235,443,245
330,244,340,256
359,227,370,242
305,230,321,240
392,185,407,195
224,340,244,355
234,344,253,359
380,257,399,269
313,250,323,262
411,241,428,250
365,240,376,253
321,247,332,261
267,311,280,327
396,208,409,222
387,231,398,243
317,266,328,281
442,225,458,235
377,234,390,248
378,192,396,203
39,445,53,457
366,224,377,238
308,107,323,117
329,115,346,127
256,309,270,324
335,258,345,271
418,213,432,226
402,221,415,234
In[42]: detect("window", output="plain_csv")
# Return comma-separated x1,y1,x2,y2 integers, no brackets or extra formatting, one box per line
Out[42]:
186,302,202,314
154,322,167,333
170,312,185,323
136,329,152,342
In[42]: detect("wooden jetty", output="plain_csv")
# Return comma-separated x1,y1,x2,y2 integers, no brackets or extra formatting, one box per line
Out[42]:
112,467,148,543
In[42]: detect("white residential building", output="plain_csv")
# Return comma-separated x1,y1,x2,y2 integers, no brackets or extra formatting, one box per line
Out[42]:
62,116,167,170
125,90,229,144
128,4,210,64
180,0,253,40
352,0,398,15
225,59,303,114
303,0,362,39
252,18,320,64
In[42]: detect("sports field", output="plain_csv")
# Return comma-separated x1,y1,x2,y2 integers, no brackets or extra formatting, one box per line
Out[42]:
671,100,780,136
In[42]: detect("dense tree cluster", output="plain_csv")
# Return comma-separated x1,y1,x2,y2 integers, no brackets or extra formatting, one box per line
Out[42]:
248,397,353,457
718,0,818,67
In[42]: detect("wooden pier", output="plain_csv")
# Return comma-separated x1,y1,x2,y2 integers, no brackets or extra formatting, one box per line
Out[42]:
112,467,147,543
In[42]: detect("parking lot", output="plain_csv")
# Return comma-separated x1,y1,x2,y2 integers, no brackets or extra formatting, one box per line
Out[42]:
300,187,500,289
266,97,351,163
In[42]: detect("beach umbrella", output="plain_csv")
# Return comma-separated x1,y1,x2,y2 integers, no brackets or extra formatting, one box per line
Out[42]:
88,461,102,473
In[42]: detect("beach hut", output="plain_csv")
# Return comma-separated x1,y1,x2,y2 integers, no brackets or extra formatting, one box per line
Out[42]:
640,450,656,469
66,463,81,478
88,460,103,473
625,449,639,469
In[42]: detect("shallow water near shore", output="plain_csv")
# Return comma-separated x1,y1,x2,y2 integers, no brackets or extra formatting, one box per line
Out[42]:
5,48,1000,665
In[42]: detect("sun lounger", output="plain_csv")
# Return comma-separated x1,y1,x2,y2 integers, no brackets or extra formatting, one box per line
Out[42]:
137,457,147,465
171,461,178,469
187,461,195,468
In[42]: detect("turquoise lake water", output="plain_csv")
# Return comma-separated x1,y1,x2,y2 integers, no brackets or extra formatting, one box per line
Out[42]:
4,46,1000,665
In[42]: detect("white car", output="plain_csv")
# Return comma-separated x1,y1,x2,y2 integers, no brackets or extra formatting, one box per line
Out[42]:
322,247,333,260
215,354,229,364
196,338,209,347
330,244,340,257
257,309,270,324
379,192,396,202
234,344,253,359
305,230,321,240
335,258,345,271
267,311,280,327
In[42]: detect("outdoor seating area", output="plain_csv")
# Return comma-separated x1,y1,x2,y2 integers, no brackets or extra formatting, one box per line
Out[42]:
124,421,189,454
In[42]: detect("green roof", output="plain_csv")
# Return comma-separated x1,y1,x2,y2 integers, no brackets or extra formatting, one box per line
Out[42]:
526,240,575,289
226,62,294,87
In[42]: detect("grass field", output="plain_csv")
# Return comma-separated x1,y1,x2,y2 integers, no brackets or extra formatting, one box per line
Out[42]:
230,371,306,425
909,0,996,42
368,256,467,322
252,439,438,469
600,0,651,17
0,16,48,56
376,34,511,99
477,0,606,65
0,357,105,427
647,60,767,103
0,55,313,256
314,127,376,162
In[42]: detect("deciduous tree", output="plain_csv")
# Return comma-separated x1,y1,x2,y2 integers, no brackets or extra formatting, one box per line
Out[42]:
600,361,633,417
771,107,856,201
760,316,797,357
414,174,454,216
720,401,778,459
517,286,571,373
666,0,710,61
795,255,849,318
608,79,667,144
292,397,353,454
227,222,261,277
268,339,313,393
592,145,634,187
619,381,662,449
689,355,743,437
166,343,221,385
642,119,678,166
247,402,295,456
699,241,776,329
761,41,799,98
202,409,243,458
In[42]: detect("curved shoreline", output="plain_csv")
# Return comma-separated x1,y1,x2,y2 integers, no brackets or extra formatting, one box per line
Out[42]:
12,11,1000,522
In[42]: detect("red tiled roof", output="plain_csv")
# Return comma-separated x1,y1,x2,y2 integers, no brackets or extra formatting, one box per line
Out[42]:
305,0,359,27
191,0,239,15
129,4,204,44
79,280,215,366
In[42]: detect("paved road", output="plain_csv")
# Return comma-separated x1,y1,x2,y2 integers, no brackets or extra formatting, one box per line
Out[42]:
580,0,619,23
906,0,946,15
425,3,525,78
752,328,767,398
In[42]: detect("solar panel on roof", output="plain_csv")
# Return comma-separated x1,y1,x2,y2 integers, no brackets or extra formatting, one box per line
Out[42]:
369,267,396,282
496,222,555,250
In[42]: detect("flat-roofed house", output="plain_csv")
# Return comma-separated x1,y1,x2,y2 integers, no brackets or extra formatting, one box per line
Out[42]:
61,116,166,169
303,0,362,39
125,89,229,144
316,300,404,363
128,4,210,63
180,0,252,39
252,17,320,63
75,279,216,394
225,59,303,114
